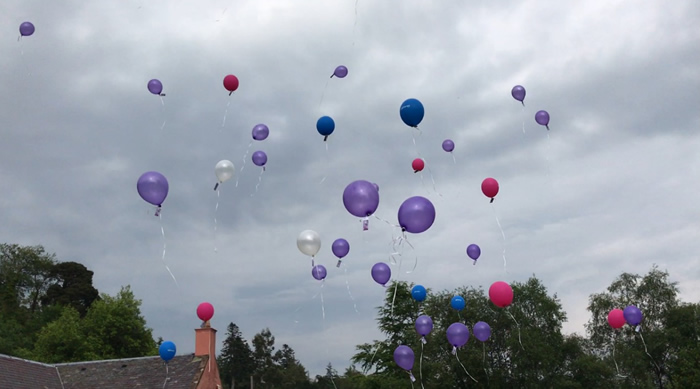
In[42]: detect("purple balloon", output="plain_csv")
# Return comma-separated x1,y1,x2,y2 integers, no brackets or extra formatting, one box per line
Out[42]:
398,196,435,234
511,85,526,103
332,66,348,78
442,139,455,152
147,79,163,95
535,110,550,128
19,22,35,37
415,315,433,337
466,244,481,260
623,305,643,326
393,345,414,371
342,180,380,218
252,151,267,167
312,265,327,281
331,238,350,259
252,124,269,141
371,262,391,286
446,322,470,348
372,183,379,192
473,321,491,342
137,171,169,206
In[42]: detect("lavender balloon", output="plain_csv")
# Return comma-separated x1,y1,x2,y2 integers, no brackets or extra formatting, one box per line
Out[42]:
393,345,415,371
343,180,380,218
147,79,164,96
467,244,481,262
252,151,267,167
623,305,643,326
312,265,327,281
372,183,379,192
398,196,435,234
371,262,391,286
511,85,526,104
19,22,35,37
415,315,433,338
137,171,169,207
332,66,348,78
252,124,269,141
332,239,349,258
442,139,455,152
535,110,550,130
446,322,470,348
473,321,491,342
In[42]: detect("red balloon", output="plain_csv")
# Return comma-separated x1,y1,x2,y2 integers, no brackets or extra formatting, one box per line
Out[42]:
488,281,513,308
196,302,214,322
481,177,499,201
223,75,239,94
607,308,625,329
412,158,424,173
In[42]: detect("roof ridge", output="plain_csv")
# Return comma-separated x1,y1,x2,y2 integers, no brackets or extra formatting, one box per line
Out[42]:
0,353,57,368
55,353,195,366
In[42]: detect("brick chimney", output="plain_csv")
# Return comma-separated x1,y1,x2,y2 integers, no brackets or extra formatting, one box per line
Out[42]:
195,320,222,388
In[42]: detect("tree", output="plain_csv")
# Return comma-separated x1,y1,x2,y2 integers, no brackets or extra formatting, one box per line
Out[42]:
30,306,98,363
219,322,255,389
273,344,312,389
251,328,277,387
42,261,100,317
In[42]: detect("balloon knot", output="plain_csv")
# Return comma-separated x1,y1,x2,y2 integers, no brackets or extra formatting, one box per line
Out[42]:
330,75,334,78
490,198,494,203
160,93,166,97
323,135,328,141
336,260,342,268
214,183,219,191
228,91,233,96
414,170,418,173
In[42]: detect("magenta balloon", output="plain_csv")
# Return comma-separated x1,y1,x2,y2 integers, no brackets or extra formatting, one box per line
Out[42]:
511,85,526,102
252,124,269,141
473,321,491,342
535,110,550,126
446,322,470,348
342,180,380,218
415,315,433,337
137,171,169,206
442,139,455,152
398,196,435,233
252,150,267,167
371,262,391,286
393,345,415,371
312,265,327,281
331,238,350,259
333,66,348,78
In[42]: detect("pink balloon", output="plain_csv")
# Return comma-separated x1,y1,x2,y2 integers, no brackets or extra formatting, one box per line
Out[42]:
481,178,499,201
197,302,214,322
608,308,625,329
488,281,513,308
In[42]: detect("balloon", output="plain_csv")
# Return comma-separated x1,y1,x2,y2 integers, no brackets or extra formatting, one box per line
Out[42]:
332,65,348,78
511,85,526,103
393,345,415,371
442,139,455,152
316,116,335,141
196,302,214,322
312,265,327,281
466,244,481,260
415,315,433,337
446,322,470,348
372,183,379,192
451,296,465,311
137,171,169,207
608,308,626,329
223,75,239,95
342,180,380,218
398,196,435,234
481,177,499,202
252,151,267,167
411,285,427,302
623,305,643,326
489,281,513,308
19,22,35,37
473,321,491,342
252,124,269,141
297,230,321,257
147,79,164,96
400,98,424,127
371,262,391,286
535,110,550,130
331,238,350,258
411,158,424,173
159,341,176,362
215,160,235,184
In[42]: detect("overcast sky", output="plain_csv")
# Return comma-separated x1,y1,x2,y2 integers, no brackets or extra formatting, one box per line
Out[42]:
2,0,699,378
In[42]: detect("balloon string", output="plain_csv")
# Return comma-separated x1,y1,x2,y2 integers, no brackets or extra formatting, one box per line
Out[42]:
318,79,330,111
389,256,403,317
637,331,661,373
411,127,423,158
611,331,628,378
343,267,360,314
451,152,456,165
352,0,359,48
251,168,264,196
235,140,253,188
545,131,554,192
424,165,443,197
367,344,381,373
163,363,169,389
455,350,478,383
291,284,322,325
419,341,425,389
521,104,526,134
319,281,339,389
221,99,231,128
506,310,524,351
482,342,489,384
491,203,507,274
214,188,220,252
160,96,166,130
158,214,179,289
319,141,329,184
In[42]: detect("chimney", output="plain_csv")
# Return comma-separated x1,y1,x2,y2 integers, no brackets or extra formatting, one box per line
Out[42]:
195,320,223,388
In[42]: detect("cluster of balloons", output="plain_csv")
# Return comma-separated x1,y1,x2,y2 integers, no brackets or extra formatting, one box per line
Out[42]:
510,85,551,130
607,305,643,329
158,301,215,363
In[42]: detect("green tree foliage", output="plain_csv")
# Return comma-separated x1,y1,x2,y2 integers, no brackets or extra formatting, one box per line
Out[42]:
42,261,100,317
30,306,98,363
219,322,255,389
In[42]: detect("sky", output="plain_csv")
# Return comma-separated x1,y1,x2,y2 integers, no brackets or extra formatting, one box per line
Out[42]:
2,0,700,378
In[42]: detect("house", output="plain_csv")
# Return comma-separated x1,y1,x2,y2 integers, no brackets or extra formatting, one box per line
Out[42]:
0,320,222,389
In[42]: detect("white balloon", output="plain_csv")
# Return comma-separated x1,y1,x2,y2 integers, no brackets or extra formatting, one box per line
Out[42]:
215,160,235,183
297,230,321,257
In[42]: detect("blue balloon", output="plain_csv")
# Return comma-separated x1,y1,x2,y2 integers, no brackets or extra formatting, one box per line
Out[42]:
451,295,465,311
316,116,335,140
159,341,176,362
399,98,424,127
411,285,427,302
